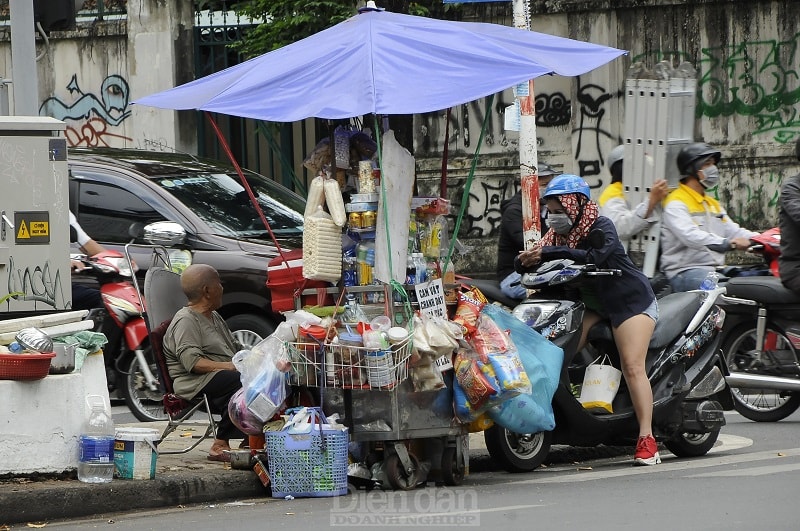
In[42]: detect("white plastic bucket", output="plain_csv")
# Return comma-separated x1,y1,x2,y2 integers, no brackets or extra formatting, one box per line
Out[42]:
114,427,159,480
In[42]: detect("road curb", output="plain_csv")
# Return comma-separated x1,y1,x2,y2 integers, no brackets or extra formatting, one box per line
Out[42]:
0,470,267,525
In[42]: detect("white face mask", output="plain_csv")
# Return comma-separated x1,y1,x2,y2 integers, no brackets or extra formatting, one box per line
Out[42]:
699,164,720,189
546,213,573,235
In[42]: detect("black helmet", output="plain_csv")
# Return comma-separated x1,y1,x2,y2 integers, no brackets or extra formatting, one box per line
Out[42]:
538,162,561,177
677,142,721,176
795,136,800,161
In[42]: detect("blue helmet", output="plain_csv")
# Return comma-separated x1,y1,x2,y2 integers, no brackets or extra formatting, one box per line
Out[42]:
542,174,591,200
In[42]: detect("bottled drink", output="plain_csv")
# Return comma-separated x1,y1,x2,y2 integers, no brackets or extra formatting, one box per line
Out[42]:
78,395,115,483
699,271,720,291
413,253,427,284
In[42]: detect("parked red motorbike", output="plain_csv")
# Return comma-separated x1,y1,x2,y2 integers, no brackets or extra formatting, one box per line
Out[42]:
718,227,800,422
73,250,165,422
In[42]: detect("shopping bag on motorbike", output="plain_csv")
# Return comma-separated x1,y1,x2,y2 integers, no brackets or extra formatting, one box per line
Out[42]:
578,355,622,414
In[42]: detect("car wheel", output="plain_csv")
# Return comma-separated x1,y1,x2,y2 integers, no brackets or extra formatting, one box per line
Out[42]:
226,314,276,349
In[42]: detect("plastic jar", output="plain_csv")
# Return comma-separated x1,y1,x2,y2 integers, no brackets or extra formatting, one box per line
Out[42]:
338,331,364,386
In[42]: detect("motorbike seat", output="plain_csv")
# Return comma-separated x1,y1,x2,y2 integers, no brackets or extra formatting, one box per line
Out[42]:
724,275,800,304
649,291,705,349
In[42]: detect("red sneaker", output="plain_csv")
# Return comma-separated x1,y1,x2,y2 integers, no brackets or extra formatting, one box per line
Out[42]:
634,435,661,466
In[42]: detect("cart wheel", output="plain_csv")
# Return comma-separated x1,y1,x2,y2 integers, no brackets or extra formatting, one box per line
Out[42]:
385,452,420,491
441,446,464,486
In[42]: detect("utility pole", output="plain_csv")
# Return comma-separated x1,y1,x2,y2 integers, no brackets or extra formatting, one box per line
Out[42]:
512,0,541,250
9,0,40,115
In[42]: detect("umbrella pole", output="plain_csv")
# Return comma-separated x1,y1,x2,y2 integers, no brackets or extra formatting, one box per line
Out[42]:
203,111,299,291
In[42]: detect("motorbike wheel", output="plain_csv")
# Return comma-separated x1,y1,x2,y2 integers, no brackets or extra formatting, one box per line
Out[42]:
226,314,275,349
663,429,719,457
122,346,168,422
484,425,552,473
721,322,800,422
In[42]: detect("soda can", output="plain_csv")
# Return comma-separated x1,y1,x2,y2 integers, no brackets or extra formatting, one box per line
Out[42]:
362,210,376,229
349,211,362,229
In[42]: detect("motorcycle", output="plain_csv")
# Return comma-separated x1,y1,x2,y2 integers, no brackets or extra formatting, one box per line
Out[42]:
461,247,729,472
717,227,800,421
72,250,166,422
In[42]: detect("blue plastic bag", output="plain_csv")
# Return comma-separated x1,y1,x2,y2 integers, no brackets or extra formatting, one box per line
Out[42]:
481,304,563,433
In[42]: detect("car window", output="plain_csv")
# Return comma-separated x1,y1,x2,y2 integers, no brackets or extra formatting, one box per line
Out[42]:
153,172,305,238
75,180,166,244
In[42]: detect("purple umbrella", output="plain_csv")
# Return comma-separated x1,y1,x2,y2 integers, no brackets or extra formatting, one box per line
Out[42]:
134,7,625,120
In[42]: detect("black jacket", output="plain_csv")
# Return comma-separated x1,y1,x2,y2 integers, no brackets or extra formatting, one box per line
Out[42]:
497,193,548,279
515,216,655,328
779,174,800,291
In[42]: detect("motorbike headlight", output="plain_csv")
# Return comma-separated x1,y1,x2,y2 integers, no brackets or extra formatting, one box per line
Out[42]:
512,301,562,328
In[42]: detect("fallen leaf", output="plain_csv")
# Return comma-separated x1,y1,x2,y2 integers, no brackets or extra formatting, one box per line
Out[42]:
577,467,593,471
777,452,785,457
26,523,47,529
107,519,115,524
1,525,12,531
285,512,295,516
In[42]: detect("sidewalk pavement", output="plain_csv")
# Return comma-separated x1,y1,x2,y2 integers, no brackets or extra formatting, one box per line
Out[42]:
0,420,266,525
0,421,497,526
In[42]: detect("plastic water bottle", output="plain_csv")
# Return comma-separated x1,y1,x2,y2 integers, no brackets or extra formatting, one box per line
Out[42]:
700,271,720,291
78,395,115,483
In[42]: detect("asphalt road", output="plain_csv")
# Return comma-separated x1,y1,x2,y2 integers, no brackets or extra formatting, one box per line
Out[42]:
46,408,800,531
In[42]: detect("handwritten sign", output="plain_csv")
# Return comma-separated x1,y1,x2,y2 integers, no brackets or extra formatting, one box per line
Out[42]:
414,278,448,319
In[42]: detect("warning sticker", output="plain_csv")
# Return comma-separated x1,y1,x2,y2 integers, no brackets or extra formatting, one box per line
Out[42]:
14,211,50,244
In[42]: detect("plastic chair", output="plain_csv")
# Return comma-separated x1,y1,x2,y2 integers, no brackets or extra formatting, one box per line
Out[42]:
144,265,218,454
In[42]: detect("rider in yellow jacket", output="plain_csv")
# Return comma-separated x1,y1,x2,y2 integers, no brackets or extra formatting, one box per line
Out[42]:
660,143,758,291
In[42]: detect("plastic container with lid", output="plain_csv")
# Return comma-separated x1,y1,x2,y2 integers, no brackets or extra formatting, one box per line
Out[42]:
387,327,409,345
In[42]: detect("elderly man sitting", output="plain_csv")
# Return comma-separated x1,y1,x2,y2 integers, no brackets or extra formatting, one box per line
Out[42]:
163,264,245,462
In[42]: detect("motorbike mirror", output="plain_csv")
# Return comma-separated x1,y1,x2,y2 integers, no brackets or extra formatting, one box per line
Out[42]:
588,229,606,249
143,221,187,247
128,222,144,240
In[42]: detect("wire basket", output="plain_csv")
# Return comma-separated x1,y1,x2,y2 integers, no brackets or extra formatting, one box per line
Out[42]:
286,335,412,390
0,352,56,381
265,408,349,498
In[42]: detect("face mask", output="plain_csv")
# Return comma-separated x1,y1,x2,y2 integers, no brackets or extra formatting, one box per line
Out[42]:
699,164,720,189
547,212,573,235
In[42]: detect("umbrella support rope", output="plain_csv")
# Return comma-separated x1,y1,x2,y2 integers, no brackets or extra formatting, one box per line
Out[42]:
204,111,300,292
443,93,494,275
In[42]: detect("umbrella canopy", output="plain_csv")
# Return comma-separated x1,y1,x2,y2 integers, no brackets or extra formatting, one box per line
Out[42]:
135,8,626,121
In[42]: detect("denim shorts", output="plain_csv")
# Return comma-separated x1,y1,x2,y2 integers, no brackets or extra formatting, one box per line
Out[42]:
642,298,659,324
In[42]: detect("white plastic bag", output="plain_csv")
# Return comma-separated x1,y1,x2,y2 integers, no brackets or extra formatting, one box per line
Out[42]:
578,355,622,414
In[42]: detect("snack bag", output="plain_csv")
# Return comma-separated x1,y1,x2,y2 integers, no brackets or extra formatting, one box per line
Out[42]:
453,287,487,335
453,379,478,423
470,313,515,360
488,352,532,395
454,348,498,409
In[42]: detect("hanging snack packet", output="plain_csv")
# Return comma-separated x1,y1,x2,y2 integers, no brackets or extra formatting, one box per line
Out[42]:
469,313,515,361
454,348,498,409
453,287,487,335
488,352,532,396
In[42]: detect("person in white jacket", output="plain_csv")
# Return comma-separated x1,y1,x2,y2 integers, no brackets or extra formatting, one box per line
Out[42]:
598,145,668,248
660,143,758,291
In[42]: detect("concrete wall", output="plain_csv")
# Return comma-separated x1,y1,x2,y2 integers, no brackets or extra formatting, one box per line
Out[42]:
0,0,195,153
414,0,800,275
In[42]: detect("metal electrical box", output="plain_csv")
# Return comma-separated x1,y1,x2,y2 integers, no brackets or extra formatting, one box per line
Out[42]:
622,61,697,277
0,116,70,315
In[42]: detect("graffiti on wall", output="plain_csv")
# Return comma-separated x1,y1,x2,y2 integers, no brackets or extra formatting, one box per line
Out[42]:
3,256,67,310
632,34,800,144
573,79,623,188
39,74,133,147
